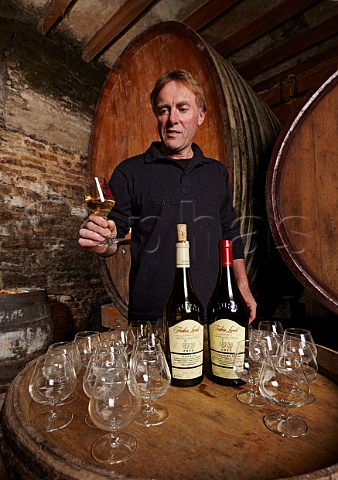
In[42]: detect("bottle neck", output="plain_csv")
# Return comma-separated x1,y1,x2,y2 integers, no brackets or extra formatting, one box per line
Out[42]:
174,242,193,306
220,240,233,267
176,241,190,268
219,241,235,300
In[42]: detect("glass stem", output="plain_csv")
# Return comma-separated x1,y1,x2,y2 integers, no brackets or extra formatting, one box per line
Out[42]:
109,433,120,447
251,379,260,396
143,401,155,412
280,407,289,420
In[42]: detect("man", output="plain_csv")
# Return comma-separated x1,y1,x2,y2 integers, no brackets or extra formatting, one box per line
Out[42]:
79,70,256,323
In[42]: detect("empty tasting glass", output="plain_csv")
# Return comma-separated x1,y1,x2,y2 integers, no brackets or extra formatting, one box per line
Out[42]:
83,346,128,427
257,320,284,337
108,325,136,363
259,353,310,438
74,331,101,368
233,338,269,407
47,341,82,403
134,332,163,355
133,348,171,426
278,338,318,404
259,333,284,357
47,341,82,376
89,367,141,464
29,353,77,432
129,321,153,343
283,328,317,357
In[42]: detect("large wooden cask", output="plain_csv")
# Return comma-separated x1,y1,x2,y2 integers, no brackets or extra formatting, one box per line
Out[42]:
266,69,338,315
88,21,281,321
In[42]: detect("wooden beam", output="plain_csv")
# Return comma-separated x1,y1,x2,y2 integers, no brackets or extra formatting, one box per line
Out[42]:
36,0,73,35
214,0,320,57
237,14,338,80
183,0,240,32
257,57,338,124
253,47,338,94
82,0,156,62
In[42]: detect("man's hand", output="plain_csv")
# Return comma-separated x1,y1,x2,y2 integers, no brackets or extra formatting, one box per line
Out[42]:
78,214,118,256
233,259,257,323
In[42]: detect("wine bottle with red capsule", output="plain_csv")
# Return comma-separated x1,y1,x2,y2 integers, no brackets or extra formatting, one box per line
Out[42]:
207,239,249,386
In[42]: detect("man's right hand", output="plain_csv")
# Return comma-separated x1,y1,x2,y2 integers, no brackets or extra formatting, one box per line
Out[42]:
78,214,118,256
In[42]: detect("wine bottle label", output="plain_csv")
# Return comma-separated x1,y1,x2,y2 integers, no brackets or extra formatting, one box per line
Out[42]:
169,320,204,380
209,319,245,379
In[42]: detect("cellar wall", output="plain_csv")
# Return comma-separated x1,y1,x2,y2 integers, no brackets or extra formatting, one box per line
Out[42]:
0,18,109,339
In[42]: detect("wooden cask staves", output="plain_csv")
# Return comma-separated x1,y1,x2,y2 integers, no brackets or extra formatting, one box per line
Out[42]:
267,69,338,314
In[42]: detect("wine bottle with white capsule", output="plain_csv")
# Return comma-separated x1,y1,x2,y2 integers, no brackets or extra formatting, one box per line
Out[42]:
207,240,249,386
163,224,204,387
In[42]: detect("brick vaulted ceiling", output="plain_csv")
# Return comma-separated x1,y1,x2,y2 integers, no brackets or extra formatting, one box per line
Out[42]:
2,0,338,119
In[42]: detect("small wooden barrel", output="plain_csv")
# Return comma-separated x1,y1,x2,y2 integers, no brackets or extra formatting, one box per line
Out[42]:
266,69,338,314
0,288,53,392
0,345,337,479
88,21,281,320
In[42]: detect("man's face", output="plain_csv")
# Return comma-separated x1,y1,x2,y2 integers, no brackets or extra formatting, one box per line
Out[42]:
155,81,205,159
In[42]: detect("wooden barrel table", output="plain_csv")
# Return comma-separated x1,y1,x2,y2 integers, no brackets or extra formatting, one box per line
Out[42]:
0,345,338,480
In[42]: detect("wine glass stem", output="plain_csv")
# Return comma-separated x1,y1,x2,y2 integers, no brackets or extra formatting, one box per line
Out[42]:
109,434,120,448
280,407,289,421
143,402,155,413
252,381,259,394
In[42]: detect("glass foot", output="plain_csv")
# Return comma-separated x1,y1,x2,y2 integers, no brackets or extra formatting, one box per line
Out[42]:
32,409,73,432
304,392,316,404
236,389,269,407
91,432,137,464
135,403,169,427
263,412,308,438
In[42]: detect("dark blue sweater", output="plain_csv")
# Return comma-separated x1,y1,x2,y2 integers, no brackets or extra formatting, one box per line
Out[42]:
108,142,244,322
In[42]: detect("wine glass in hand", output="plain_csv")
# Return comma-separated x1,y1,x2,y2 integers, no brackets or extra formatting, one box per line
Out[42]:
85,176,125,246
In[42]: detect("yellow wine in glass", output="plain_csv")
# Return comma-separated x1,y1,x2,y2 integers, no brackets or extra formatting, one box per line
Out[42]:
85,177,124,245
85,195,115,216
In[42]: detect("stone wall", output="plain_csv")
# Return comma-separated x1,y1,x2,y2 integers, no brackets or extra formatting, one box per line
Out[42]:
0,17,110,339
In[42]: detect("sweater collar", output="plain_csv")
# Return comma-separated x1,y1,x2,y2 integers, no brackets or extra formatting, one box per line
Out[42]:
144,142,210,164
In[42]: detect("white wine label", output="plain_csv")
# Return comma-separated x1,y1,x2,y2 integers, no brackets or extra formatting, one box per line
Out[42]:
169,319,204,380
171,364,203,379
209,319,245,379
